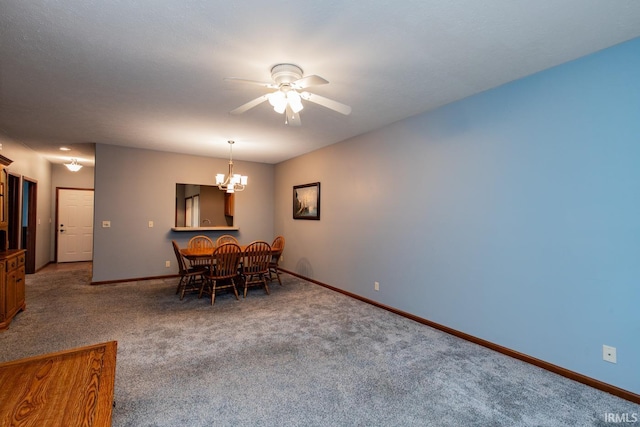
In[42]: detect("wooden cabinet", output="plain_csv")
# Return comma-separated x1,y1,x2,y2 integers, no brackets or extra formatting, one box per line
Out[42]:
0,155,26,331
224,193,235,217
0,250,26,330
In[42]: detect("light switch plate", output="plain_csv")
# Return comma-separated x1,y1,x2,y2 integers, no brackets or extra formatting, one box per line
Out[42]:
102,220,111,228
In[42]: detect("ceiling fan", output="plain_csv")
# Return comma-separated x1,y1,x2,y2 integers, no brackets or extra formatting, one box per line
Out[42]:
224,63,352,126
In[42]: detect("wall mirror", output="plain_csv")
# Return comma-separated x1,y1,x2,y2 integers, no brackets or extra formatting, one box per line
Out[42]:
175,184,234,227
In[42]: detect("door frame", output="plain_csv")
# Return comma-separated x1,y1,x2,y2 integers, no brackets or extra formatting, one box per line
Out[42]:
55,187,94,263
23,178,37,274
7,173,21,250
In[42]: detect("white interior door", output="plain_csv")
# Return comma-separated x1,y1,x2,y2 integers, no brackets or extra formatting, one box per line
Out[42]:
58,189,94,262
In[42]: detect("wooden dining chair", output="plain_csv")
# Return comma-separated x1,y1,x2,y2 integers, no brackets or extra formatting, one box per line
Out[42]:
241,241,272,298
215,234,239,246
268,235,285,286
199,243,242,305
187,235,214,269
172,240,205,300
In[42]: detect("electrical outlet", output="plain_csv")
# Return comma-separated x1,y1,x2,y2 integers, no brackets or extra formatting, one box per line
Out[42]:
165,260,171,268
148,221,154,228
102,220,111,228
374,281,380,291
603,345,617,363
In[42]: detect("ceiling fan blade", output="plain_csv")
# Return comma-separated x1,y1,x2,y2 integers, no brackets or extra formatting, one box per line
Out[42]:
292,74,329,89
224,77,277,89
300,92,352,115
285,105,301,126
229,94,270,115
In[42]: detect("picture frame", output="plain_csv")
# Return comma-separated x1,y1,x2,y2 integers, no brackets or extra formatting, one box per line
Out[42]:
293,182,320,220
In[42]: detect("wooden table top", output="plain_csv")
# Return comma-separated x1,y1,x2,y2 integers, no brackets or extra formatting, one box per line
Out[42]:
180,247,214,258
0,341,117,427
181,245,277,258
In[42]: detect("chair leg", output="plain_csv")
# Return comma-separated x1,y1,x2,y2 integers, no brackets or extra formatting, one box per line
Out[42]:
211,279,217,305
262,274,270,295
180,277,188,300
275,269,282,286
176,276,185,296
268,267,282,286
187,276,200,300
231,278,239,300
199,276,210,299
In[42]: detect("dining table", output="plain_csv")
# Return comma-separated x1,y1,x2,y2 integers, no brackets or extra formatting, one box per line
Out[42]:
181,244,278,254
180,245,277,264
180,247,215,261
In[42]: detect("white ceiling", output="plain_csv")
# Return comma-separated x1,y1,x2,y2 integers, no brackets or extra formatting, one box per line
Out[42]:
2,1,640,166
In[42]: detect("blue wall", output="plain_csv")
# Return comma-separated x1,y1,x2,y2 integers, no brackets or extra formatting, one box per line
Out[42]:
276,37,640,394
408,37,640,392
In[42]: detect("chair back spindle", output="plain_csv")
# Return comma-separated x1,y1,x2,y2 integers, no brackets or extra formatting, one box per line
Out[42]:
241,241,271,297
187,235,214,268
216,234,239,246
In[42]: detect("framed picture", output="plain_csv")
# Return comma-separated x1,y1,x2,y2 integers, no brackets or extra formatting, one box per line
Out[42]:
293,182,320,220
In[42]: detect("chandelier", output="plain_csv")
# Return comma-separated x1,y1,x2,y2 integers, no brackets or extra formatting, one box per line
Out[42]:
215,140,247,193
64,158,83,172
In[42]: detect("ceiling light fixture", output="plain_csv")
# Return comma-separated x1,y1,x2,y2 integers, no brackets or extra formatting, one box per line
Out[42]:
226,63,351,127
215,141,247,193
64,158,83,172
268,87,304,115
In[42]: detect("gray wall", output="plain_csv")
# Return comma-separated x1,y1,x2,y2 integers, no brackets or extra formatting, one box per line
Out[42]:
92,144,274,282
51,162,95,189
274,38,640,394
0,136,53,271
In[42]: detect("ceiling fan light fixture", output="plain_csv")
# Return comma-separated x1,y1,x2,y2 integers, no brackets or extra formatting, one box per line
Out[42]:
226,63,351,126
287,91,304,113
268,91,287,114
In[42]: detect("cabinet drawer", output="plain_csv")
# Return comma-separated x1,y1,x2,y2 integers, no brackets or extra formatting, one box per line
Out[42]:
6,254,24,272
